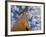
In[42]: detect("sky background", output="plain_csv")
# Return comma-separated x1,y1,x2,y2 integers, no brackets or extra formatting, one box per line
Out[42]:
11,5,41,31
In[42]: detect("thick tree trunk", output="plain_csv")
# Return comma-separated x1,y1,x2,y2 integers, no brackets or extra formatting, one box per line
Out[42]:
11,12,31,31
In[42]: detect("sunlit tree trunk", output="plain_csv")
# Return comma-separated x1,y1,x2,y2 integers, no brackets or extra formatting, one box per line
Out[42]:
11,12,31,31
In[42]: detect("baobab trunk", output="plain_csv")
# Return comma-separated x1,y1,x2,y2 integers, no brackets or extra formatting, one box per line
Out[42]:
11,12,31,31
